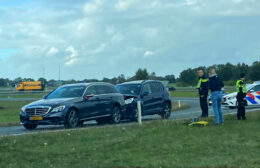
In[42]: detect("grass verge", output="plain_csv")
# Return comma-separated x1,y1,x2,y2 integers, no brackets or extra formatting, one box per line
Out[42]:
0,93,44,99
170,91,198,98
0,111,259,168
0,101,31,126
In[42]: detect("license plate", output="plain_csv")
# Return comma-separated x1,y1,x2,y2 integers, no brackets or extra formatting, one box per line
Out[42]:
30,116,43,121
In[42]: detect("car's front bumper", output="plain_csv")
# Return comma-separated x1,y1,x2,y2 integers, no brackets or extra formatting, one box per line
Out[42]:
124,102,137,118
20,111,65,125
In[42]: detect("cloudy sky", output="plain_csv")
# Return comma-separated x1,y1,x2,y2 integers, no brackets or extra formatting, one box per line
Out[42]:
0,0,259,80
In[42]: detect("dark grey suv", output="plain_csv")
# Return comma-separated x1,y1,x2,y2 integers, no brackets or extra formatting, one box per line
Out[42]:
116,80,172,121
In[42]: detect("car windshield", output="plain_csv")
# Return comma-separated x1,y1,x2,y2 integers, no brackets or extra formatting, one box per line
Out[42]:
246,84,253,91
46,86,86,99
116,84,141,96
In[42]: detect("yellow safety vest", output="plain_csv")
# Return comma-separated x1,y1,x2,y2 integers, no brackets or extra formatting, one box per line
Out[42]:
236,80,247,93
197,78,208,89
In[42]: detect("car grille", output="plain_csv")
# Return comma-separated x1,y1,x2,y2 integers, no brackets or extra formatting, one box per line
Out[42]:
25,107,51,116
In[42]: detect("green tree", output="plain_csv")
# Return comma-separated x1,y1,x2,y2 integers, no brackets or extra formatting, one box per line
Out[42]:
249,61,260,81
117,74,126,84
165,75,176,83
135,68,149,80
38,78,47,84
179,68,197,86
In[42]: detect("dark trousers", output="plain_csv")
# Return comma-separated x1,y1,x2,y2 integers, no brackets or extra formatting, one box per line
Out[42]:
237,102,246,120
200,95,208,117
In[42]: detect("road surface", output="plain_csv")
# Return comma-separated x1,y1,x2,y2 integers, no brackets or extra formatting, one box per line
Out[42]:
0,97,259,136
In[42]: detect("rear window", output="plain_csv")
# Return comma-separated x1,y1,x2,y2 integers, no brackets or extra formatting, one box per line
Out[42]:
150,82,164,93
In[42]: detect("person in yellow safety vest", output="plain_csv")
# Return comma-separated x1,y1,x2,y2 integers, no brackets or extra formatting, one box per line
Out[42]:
236,73,247,120
236,74,247,94
197,69,209,117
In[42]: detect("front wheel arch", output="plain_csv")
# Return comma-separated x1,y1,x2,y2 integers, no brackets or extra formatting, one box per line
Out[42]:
110,104,122,124
64,107,79,128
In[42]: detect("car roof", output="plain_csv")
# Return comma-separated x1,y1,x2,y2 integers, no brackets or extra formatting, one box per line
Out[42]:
118,80,162,85
60,82,114,88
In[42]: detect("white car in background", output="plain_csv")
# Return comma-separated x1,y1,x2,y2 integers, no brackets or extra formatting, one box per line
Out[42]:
224,82,260,109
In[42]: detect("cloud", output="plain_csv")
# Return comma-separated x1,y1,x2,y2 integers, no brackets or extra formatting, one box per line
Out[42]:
47,47,59,57
115,0,134,11
0,0,260,80
144,51,154,58
65,46,78,66
83,0,104,15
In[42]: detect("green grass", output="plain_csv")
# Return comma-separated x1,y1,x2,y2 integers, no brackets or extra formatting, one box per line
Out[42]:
0,101,31,126
0,93,44,98
0,111,259,168
170,91,198,98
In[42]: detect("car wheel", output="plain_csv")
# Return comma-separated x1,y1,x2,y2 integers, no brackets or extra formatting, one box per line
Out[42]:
130,108,138,122
23,124,38,130
96,118,110,125
161,102,171,119
110,106,121,124
64,108,79,128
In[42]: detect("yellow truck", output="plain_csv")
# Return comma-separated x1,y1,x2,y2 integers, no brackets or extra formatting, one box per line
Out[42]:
16,81,45,91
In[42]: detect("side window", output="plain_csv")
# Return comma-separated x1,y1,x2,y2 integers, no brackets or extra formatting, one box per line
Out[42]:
142,83,152,94
103,85,118,94
252,85,260,92
85,85,97,95
150,82,164,93
95,85,105,95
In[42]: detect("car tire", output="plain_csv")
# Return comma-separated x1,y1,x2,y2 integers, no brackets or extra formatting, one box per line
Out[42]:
130,108,138,122
64,108,79,129
23,124,38,130
110,105,121,124
161,102,171,119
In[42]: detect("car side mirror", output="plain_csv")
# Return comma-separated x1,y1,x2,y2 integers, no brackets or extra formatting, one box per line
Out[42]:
43,94,47,99
83,94,94,101
249,89,254,93
142,92,149,97
168,87,176,91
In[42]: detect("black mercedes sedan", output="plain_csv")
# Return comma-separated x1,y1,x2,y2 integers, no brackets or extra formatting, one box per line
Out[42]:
20,82,126,130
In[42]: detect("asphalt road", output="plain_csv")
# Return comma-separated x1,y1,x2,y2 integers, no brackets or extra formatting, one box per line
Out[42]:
0,97,259,137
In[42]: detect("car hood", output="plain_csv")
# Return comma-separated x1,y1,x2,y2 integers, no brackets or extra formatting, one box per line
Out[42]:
25,98,77,107
224,92,237,98
122,94,139,100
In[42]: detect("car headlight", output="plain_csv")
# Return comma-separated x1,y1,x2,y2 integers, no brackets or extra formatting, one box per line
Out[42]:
125,98,134,104
21,106,26,112
228,96,236,100
51,105,66,113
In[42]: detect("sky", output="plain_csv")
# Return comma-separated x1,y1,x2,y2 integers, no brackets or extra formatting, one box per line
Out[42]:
0,0,259,80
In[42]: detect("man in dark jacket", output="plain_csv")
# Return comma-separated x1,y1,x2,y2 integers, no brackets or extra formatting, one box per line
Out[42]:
196,69,209,117
209,68,224,125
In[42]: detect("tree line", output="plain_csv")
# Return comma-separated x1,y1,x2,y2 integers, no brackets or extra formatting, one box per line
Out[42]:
0,69,176,87
0,61,259,87
178,61,260,86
